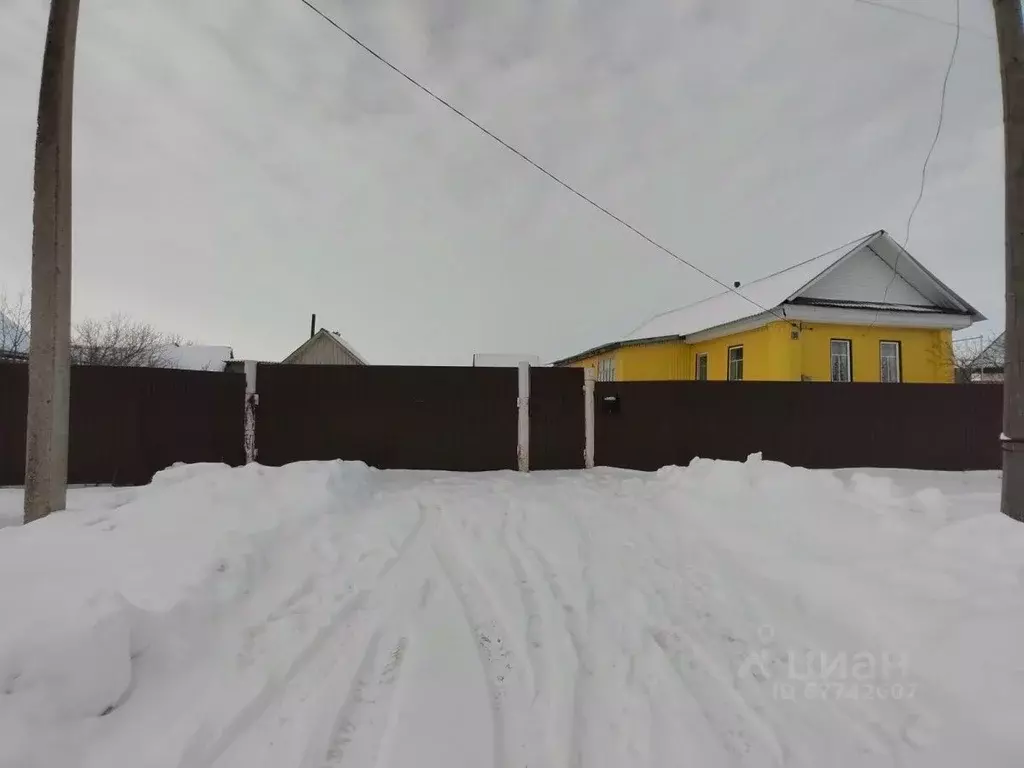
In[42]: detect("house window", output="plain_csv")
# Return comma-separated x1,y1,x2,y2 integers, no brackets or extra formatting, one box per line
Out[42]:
727,346,743,381
695,352,708,381
597,357,616,382
880,341,901,383
830,339,852,382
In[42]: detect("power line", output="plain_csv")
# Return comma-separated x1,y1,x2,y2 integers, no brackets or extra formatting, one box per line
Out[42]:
620,231,877,338
297,0,791,324
853,0,991,39
871,0,961,326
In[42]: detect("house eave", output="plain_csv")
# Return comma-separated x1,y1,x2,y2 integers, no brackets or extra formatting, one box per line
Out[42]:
551,334,680,366
782,303,978,329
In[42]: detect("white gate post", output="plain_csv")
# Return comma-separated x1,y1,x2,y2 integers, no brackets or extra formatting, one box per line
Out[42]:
518,361,530,472
584,368,595,469
244,360,257,464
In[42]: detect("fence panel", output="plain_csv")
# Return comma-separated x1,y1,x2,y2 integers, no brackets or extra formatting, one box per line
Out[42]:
255,364,518,471
530,367,585,470
595,381,1002,472
0,364,245,487
0,364,28,485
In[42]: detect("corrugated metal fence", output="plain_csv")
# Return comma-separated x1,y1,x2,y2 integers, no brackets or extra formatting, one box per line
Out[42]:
253,364,584,471
0,363,246,486
0,363,1003,487
595,381,1001,471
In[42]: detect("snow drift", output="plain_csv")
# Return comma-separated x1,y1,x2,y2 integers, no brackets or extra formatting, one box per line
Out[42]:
0,457,1022,767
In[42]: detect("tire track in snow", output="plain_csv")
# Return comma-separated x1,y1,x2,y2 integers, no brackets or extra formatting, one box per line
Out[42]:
429,509,511,768
648,626,784,766
500,507,545,703
502,503,578,768
519,518,589,768
313,578,432,768
319,633,409,768
190,504,427,768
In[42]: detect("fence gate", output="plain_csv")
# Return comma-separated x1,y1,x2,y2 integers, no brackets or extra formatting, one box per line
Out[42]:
254,364,519,471
529,367,585,470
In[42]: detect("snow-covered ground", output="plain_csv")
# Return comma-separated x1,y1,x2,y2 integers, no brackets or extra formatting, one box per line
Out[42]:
1,458,1023,767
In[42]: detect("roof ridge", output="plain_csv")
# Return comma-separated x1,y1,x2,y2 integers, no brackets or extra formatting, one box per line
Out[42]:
623,230,881,335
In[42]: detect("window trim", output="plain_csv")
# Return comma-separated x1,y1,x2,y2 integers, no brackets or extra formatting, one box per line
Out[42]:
695,352,708,381
727,345,744,381
830,338,853,383
879,340,902,383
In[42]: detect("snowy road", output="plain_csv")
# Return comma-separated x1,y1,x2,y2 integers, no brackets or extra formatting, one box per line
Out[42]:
1,460,1023,767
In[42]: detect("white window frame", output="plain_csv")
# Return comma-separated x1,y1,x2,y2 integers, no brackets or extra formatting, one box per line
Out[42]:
830,339,852,383
695,352,708,381
597,357,616,382
727,345,743,381
880,340,901,383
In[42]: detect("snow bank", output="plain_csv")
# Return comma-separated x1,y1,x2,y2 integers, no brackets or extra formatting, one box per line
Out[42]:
1,458,1023,767
0,460,376,765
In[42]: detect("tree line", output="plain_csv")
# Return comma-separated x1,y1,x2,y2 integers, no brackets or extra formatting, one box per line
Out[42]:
0,292,187,367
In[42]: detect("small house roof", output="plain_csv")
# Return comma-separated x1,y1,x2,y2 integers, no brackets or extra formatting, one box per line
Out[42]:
968,332,1005,370
283,328,368,365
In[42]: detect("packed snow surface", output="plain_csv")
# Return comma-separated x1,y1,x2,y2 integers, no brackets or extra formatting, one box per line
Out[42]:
1,458,1022,767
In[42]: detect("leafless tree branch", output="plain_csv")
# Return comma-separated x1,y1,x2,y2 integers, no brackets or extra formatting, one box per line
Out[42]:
1,295,183,368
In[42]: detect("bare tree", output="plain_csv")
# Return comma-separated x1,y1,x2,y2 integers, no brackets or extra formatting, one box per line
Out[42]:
71,314,180,367
0,292,32,358
2,295,186,368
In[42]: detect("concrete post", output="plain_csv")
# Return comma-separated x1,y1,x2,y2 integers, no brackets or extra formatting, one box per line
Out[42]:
584,368,596,469
994,0,1024,522
517,361,530,472
24,0,81,523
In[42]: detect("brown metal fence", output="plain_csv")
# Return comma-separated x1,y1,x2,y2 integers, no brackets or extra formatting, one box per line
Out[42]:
0,364,29,486
0,362,1004,485
530,367,585,470
0,363,246,486
255,364,520,471
595,381,1002,471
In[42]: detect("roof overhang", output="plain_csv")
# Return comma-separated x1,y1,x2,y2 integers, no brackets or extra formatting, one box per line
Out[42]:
682,311,780,344
550,334,680,366
783,303,977,329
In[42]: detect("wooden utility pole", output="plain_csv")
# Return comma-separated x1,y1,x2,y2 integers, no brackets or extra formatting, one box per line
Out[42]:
24,0,80,523
995,0,1024,522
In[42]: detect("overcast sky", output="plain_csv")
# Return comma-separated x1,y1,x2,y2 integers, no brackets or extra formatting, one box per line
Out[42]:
0,0,1004,364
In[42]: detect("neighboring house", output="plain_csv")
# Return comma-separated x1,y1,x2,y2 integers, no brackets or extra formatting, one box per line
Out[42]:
553,230,983,383
283,328,367,366
960,332,1004,382
159,344,234,371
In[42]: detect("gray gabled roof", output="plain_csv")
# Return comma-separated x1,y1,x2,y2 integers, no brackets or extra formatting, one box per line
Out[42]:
283,328,368,365
968,332,1005,370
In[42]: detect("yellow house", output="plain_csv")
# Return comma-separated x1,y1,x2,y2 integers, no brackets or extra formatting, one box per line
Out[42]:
554,231,984,383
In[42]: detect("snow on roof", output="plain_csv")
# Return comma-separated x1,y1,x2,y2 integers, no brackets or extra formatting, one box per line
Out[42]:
625,232,878,341
160,344,233,371
327,332,368,365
